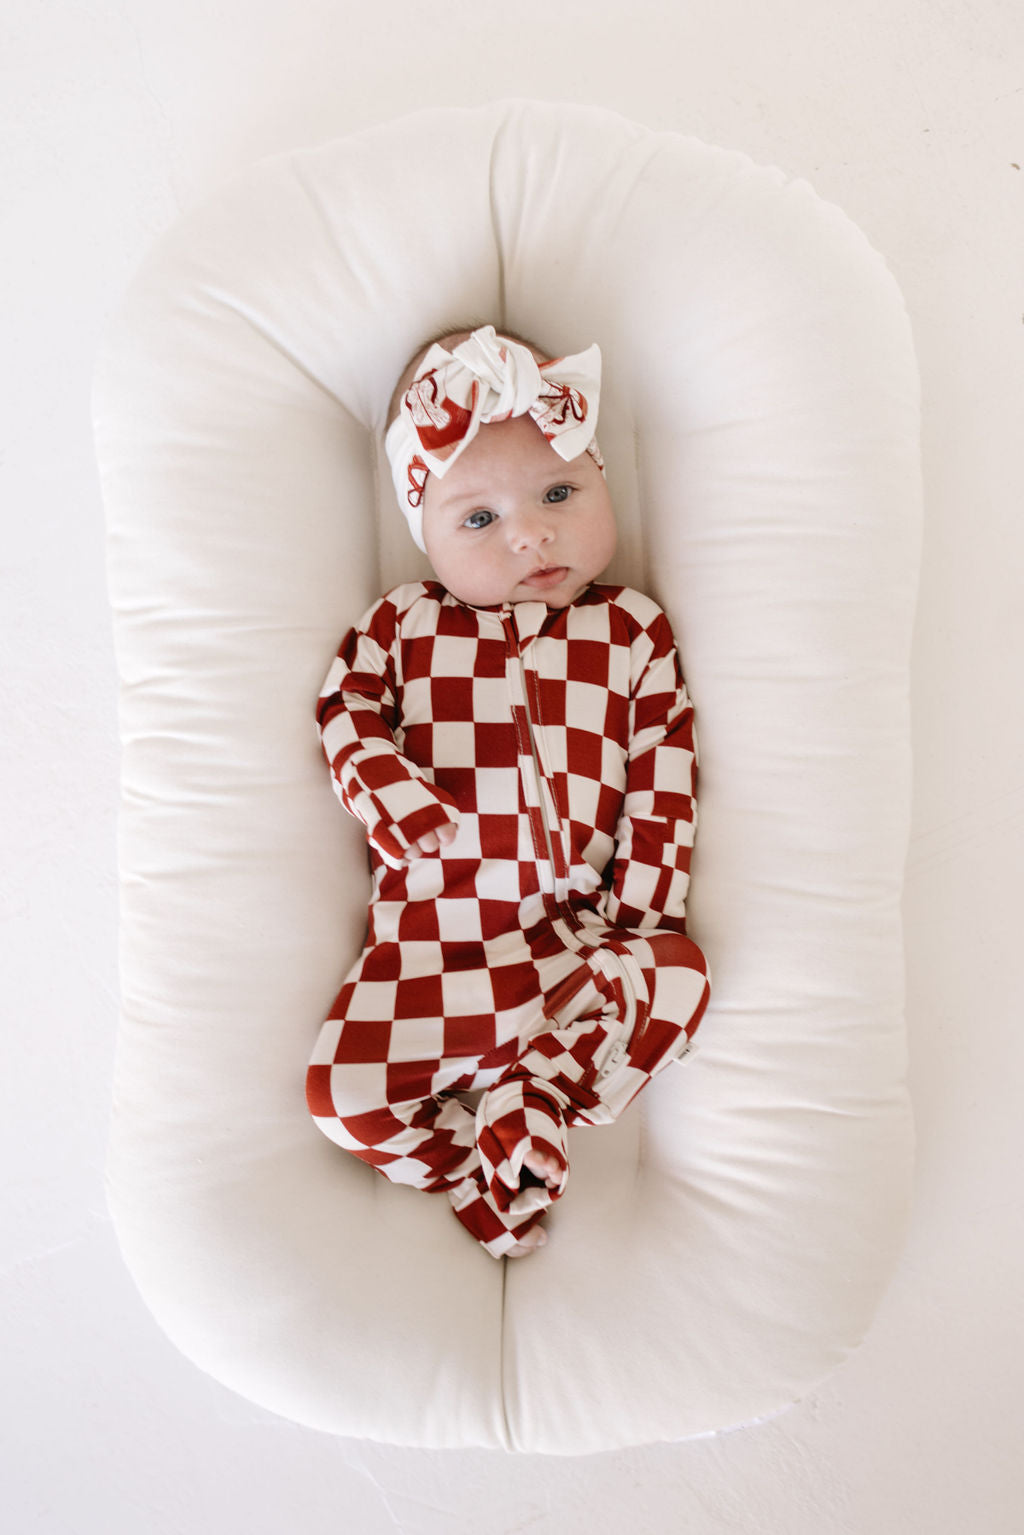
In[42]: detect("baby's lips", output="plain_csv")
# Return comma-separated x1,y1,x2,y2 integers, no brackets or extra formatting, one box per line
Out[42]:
521,564,570,588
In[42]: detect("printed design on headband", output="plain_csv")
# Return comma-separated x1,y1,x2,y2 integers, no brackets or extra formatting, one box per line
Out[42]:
406,455,429,509
405,371,475,457
532,381,588,439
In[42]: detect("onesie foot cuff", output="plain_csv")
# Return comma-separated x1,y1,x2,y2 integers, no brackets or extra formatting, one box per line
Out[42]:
475,1079,570,1216
447,1174,545,1259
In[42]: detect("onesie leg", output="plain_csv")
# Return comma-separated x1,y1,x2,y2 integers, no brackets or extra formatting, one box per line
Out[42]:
306,951,562,1256
474,1016,605,1217
306,1053,489,1190
474,930,710,1216
547,929,710,1126
308,1047,555,1257
475,1075,572,1216
474,957,615,1216
589,929,710,1119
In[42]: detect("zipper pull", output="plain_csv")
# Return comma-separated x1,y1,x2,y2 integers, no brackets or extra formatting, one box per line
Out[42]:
500,607,520,656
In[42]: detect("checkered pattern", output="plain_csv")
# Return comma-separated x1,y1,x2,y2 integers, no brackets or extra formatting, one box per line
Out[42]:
308,581,708,1255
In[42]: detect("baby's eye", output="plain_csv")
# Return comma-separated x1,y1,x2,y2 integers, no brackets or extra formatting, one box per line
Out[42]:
544,484,572,504
463,509,496,530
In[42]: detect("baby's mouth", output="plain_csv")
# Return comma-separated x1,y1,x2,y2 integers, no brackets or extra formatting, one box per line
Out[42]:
521,564,569,588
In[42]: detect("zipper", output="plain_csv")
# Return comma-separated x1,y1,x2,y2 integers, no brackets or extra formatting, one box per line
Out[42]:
501,611,568,909
517,651,561,879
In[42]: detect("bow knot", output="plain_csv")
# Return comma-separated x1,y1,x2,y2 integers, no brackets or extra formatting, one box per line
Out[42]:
385,326,602,549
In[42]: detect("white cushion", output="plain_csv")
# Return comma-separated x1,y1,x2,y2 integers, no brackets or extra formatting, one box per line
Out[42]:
94,99,921,1452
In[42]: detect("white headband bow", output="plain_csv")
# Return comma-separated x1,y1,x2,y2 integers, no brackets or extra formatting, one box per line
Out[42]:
384,325,603,550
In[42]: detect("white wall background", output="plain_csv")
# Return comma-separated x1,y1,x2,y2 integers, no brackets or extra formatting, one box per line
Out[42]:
3,0,1022,1530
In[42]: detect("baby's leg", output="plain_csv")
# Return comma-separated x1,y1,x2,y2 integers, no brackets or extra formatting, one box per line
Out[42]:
305,974,501,1192
306,1047,484,1190
307,1002,556,1257
475,930,710,1214
474,956,614,1216
474,1018,602,1218
587,929,710,1118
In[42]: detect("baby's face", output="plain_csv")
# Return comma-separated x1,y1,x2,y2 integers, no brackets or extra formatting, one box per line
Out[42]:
421,415,617,609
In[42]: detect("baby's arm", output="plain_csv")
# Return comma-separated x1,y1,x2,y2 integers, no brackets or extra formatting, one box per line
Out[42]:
604,610,696,932
317,595,460,865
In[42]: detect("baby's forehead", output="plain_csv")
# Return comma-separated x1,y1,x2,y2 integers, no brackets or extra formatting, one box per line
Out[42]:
428,416,593,504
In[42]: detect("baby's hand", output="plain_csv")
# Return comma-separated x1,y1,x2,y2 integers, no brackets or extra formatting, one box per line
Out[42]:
405,821,458,861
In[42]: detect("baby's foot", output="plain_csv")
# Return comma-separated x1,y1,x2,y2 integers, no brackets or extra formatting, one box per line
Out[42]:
505,1224,548,1259
522,1148,563,1188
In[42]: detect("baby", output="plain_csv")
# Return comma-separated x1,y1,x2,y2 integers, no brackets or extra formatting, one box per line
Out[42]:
306,324,710,1258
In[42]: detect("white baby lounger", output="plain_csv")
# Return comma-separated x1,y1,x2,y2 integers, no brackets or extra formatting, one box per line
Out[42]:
94,100,921,1453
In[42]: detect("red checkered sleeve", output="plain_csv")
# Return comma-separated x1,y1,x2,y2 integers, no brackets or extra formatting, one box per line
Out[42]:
605,611,697,932
317,594,460,865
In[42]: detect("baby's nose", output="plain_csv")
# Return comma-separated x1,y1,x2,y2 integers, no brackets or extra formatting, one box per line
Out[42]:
509,511,555,552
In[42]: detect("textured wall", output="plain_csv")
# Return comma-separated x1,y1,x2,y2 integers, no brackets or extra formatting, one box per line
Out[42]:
3,0,1022,1529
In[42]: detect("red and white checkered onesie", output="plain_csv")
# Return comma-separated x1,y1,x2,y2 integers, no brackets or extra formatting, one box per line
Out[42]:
306,580,710,1256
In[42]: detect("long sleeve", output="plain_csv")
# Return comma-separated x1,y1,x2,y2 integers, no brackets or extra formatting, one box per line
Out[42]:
603,613,696,933
317,594,460,866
